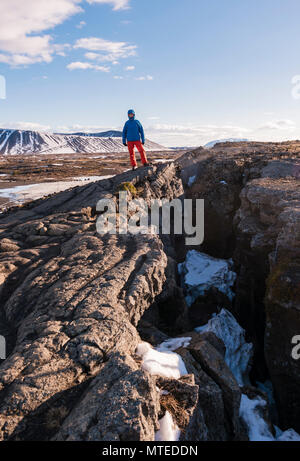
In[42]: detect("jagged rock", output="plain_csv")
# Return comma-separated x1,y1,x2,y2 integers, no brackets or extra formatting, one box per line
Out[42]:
137,321,170,346
189,339,242,439
179,142,300,432
0,164,183,441
178,348,227,441
236,175,300,430
195,309,253,386
1,142,299,440
53,353,160,441
173,331,247,441
0,239,20,253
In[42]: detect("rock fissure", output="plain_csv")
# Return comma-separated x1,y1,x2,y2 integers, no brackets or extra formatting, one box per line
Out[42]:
0,145,299,440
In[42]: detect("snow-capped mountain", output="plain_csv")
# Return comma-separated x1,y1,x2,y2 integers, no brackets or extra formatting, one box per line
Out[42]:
0,129,167,156
55,130,123,138
205,138,249,149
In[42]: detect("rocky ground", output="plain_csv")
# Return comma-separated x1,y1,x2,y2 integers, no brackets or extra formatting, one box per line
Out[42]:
0,141,299,441
0,150,180,210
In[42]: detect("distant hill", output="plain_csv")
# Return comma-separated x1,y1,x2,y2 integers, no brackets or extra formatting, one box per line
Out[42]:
0,129,167,155
55,130,123,138
205,138,249,149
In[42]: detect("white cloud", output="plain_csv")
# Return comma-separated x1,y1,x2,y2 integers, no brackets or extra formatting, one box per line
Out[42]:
86,0,130,11
1,121,52,131
75,37,137,64
56,123,117,133
125,65,135,71
135,75,154,81
85,52,119,63
258,119,296,131
0,0,132,67
67,61,110,71
146,123,252,147
0,0,82,66
76,20,87,29
113,75,124,79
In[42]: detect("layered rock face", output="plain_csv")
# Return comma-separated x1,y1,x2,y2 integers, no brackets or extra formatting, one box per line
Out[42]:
236,164,300,430
0,165,181,440
0,141,299,440
181,141,300,431
0,162,259,441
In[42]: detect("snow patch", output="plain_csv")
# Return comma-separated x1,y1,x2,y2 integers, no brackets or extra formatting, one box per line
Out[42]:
188,175,196,187
277,429,300,441
195,309,253,385
240,394,300,442
0,176,114,205
155,411,181,442
178,250,237,306
0,129,167,155
154,159,174,164
156,337,191,353
136,341,188,379
239,394,274,441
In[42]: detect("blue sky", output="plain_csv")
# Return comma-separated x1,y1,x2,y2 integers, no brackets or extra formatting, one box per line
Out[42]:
1,0,300,146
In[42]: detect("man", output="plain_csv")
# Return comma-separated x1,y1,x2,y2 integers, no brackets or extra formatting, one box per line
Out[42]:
122,109,149,170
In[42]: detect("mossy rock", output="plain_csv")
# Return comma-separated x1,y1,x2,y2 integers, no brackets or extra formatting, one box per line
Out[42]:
265,258,300,307
114,182,138,197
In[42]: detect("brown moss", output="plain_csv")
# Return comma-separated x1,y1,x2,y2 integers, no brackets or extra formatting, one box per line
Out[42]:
160,394,189,430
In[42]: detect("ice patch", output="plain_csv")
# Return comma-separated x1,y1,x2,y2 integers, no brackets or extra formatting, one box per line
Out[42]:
136,341,188,379
277,429,300,441
178,250,237,306
240,394,300,442
72,176,113,181
256,380,276,408
156,337,191,353
188,175,196,187
195,309,253,386
239,394,274,441
155,411,181,442
154,159,174,164
0,175,114,205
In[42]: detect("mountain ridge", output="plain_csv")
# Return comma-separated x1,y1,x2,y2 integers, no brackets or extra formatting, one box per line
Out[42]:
0,128,167,156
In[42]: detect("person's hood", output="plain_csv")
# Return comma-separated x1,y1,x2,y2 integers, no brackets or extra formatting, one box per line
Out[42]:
128,109,135,119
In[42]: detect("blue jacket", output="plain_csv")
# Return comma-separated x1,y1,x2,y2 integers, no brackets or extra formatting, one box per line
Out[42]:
122,117,145,144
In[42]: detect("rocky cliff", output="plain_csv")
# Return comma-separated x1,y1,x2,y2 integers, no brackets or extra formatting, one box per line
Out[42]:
0,142,299,441
181,141,300,432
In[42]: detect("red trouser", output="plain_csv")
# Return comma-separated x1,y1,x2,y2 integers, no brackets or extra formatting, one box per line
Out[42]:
127,141,148,167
